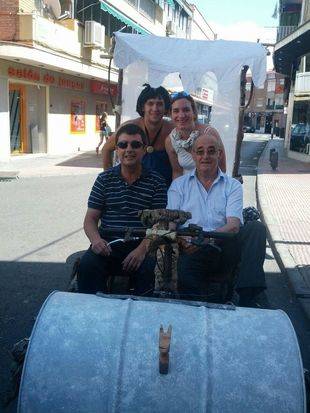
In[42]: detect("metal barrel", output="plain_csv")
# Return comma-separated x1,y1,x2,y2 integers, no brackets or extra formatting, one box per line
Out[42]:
18,291,306,413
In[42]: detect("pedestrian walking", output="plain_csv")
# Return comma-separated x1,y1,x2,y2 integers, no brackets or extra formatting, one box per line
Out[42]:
96,112,111,155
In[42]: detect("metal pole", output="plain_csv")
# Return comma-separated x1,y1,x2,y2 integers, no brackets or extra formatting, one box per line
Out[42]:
232,65,249,178
115,69,123,129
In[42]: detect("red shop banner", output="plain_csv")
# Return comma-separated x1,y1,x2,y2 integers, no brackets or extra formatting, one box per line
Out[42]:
90,80,118,96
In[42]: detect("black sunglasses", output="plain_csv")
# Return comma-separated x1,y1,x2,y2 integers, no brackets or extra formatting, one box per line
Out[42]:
116,140,144,149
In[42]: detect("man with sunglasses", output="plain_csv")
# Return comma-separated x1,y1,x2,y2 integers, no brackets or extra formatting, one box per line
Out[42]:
78,123,167,295
167,131,266,306
102,84,174,186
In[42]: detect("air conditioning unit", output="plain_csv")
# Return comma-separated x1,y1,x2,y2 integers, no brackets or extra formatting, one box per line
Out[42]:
166,20,176,35
84,21,105,48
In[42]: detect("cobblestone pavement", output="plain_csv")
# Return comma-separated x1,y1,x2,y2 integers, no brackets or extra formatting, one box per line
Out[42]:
257,138,310,317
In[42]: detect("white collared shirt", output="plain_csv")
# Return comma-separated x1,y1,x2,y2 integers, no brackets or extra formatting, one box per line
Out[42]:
167,168,243,231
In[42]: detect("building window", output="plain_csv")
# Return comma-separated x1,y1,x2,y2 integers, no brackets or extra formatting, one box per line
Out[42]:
305,53,310,73
127,0,138,6
127,0,155,21
139,0,155,20
267,80,276,92
290,100,310,154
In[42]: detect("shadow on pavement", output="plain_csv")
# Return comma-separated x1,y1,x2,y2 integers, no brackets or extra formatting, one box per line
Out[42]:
0,260,71,411
56,151,103,169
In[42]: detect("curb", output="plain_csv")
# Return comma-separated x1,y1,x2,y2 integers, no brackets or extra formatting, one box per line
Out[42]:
256,139,310,320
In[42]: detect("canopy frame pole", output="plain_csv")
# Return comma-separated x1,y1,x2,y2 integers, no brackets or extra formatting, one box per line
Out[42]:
232,65,252,178
115,69,123,129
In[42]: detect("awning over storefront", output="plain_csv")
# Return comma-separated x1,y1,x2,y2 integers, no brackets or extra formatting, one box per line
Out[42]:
100,1,149,35
274,20,310,76
165,0,175,8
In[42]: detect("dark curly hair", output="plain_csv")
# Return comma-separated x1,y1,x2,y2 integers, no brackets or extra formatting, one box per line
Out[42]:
115,123,147,145
136,84,171,117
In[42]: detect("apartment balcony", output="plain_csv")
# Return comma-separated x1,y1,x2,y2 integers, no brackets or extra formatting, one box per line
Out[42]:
0,13,118,82
274,20,310,75
276,25,297,42
18,14,84,58
295,72,310,94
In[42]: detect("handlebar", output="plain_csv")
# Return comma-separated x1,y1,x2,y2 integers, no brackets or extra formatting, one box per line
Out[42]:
101,225,236,241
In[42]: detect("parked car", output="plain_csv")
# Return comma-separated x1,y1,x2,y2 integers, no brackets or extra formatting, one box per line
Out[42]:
243,125,255,133
290,123,310,152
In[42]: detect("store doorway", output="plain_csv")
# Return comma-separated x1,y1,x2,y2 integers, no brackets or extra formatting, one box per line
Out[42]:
9,84,26,154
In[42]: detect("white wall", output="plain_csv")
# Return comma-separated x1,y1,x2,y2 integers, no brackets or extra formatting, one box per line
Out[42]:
0,77,10,161
48,87,114,154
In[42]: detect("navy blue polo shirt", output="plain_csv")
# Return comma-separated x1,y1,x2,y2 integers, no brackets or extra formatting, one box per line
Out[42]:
88,164,167,237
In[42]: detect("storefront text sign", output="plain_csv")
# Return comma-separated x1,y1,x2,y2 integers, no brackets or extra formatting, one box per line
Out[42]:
90,80,117,96
8,67,84,90
201,88,209,100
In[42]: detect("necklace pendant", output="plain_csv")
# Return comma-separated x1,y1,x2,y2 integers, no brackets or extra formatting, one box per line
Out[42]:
146,145,154,153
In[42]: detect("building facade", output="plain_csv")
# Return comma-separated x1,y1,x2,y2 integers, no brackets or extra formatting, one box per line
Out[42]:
274,0,310,162
0,0,213,161
244,71,286,137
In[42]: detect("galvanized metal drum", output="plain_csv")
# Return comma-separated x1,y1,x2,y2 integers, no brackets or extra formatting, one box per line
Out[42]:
18,291,306,413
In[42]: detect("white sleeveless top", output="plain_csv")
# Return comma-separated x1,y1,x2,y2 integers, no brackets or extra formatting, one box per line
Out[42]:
169,128,200,174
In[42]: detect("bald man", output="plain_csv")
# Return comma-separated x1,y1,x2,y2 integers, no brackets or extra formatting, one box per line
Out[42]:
167,132,266,306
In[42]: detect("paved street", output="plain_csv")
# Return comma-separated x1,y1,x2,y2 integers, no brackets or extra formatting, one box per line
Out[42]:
0,140,309,411
240,135,310,373
0,161,100,412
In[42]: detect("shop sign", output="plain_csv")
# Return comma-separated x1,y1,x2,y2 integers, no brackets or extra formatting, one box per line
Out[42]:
8,66,84,90
201,88,209,100
275,84,284,94
8,67,40,82
90,80,117,96
71,100,86,133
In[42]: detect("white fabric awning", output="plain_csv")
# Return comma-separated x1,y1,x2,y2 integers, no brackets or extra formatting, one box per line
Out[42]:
113,33,267,175
114,32,266,91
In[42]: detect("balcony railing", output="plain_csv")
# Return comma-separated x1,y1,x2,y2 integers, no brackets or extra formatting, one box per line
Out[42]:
295,72,310,93
276,25,298,42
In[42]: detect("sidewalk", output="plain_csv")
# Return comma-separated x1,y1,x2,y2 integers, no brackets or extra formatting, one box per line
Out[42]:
0,151,103,179
257,138,310,318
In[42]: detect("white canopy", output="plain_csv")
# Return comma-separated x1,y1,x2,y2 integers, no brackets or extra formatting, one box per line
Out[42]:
114,32,267,174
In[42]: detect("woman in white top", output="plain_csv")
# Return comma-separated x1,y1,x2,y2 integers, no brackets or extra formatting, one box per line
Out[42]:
165,92,226,180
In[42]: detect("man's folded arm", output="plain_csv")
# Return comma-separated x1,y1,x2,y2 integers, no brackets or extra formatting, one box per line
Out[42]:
220,179,243,233
214,216,240,233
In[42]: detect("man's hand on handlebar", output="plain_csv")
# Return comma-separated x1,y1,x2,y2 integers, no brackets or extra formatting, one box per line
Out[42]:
91,238,112,256
178,236,209,255
122,244,146,272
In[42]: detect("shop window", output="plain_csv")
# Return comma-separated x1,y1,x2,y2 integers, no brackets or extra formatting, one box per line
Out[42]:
290,100,310,154
267,80,276,92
